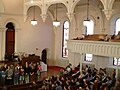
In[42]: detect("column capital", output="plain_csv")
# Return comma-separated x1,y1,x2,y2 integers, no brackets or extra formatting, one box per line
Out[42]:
103,9,113,20
66,13,74,22
0,27,6,32
41,14,47,22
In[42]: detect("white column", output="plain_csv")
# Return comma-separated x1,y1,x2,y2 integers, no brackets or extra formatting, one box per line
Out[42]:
80,53,84,71
15,28,20,53
116,58,119,80
1,29,6,60
0,30,2,60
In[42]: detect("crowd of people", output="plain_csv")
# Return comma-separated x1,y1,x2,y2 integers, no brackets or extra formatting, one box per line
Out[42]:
41,63,120,90
0,62,120,90
0,61,42,86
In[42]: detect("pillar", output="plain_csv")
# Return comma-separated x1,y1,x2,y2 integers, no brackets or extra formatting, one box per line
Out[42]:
116,58,119,80
80,53,84,71
0,29,6,60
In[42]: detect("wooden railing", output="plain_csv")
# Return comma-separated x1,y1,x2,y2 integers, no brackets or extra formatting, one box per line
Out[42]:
67,40,120,58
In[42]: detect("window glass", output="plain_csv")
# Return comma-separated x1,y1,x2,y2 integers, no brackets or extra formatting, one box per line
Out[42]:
115,18,120,35
113,58,120,66
62,21,69,58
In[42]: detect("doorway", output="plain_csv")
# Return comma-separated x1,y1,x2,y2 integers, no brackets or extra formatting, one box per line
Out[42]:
5,22,15,60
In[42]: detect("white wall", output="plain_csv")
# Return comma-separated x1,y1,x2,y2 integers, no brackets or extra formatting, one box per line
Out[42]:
0,0,120,69
0,1,55,66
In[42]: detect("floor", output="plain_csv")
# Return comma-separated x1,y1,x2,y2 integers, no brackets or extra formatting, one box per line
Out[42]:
40,66,64,80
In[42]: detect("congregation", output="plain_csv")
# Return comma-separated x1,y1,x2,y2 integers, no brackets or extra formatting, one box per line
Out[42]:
41,63,120,90
0,62,120,90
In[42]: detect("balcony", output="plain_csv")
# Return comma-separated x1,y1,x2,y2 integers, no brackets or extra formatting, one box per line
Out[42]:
67,40,120,58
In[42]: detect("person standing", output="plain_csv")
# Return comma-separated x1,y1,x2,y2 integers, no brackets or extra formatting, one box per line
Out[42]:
6,65,13,85
13,66,20,85
24,62,31,83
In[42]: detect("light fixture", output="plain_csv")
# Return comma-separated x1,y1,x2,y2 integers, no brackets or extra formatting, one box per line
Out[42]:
53,4,60,27
30,0,33,3
31,6,37,26
84,0,90,24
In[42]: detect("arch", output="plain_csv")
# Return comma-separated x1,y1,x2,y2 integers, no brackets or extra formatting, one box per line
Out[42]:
27,5,42,15
4,18,20,30
70,0,81,14
46,2,67,12
6,22,15,29
23,4,42,22
109,13,120,35
47,2,67,19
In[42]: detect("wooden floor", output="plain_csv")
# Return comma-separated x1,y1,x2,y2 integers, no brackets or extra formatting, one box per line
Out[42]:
40,66,63,80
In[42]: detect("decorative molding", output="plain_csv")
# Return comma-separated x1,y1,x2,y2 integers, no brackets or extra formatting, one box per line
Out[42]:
66,13,74,22
68,40,120,58
41,14,47,22
103,9,113,20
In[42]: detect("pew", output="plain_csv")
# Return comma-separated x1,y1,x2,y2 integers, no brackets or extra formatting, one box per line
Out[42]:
6,81,43,90
73,34,107,41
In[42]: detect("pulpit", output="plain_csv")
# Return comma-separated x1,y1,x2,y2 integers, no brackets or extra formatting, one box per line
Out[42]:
22,55,40,64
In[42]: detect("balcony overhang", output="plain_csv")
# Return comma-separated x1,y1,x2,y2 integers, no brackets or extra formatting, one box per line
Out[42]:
67,40,120,58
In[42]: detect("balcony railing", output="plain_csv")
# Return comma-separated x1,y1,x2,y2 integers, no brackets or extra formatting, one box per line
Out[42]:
67,40,120,58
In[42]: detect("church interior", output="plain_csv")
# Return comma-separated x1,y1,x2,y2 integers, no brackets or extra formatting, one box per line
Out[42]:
0,0,120,89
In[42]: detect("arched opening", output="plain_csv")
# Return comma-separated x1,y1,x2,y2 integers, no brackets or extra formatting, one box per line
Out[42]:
62,21,69,58
115,18,120,35
83,20,94,35
5,22,15,60
41,49,47,64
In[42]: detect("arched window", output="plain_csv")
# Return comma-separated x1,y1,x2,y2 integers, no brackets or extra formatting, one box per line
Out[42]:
83,20,94,61
115,18,120,35
62,21,69,58
83,20,94,35
113,18,120,65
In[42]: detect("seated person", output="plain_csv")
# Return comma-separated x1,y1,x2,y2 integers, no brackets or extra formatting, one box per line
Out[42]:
65,63,72,75
111,34,115,39
74,63,80,71
118,31,120,39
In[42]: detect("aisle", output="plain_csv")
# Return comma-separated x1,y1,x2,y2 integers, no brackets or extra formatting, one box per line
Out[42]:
40,66,64,80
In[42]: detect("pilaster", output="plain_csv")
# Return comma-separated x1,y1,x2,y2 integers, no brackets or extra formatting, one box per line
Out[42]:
0,28,6,60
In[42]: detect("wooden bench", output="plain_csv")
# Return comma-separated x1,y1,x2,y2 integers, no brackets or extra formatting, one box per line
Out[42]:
6,81,43,90
83,34,106,41
73,34,107,41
